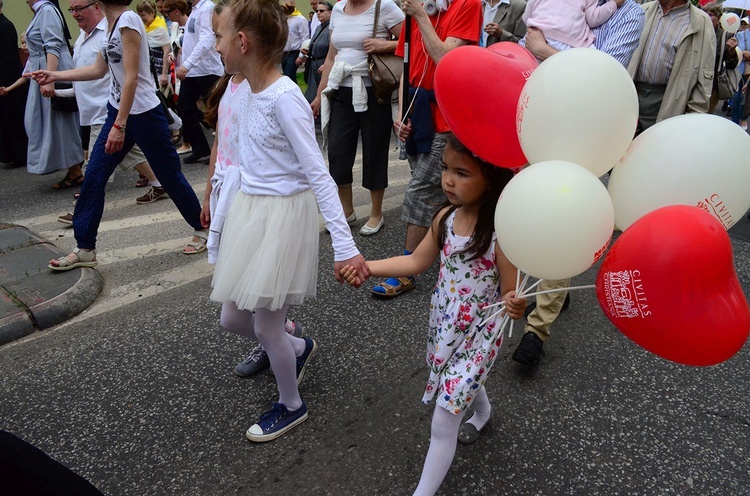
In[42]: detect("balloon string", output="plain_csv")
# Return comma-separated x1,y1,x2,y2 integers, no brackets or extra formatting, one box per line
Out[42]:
509,270,523,339
521,284,595,299
477,302,506,329
519,278,543,297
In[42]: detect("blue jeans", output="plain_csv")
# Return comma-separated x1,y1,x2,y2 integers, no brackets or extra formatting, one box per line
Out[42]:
282,51,300,82
730,75,749,124
73,104,202,250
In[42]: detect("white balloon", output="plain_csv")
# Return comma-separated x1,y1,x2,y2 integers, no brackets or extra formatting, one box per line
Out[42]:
608,113,750,231
721,13,741,34
517,48,639,177
494,161,615,280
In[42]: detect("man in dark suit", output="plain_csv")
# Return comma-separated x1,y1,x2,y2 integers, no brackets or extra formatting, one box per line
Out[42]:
0,0,28,168
482,0,527,46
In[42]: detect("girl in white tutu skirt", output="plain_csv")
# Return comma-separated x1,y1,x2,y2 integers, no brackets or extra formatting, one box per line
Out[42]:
211,0,368,443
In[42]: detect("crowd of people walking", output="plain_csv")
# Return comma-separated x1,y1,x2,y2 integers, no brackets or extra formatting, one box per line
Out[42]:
0,0,746,494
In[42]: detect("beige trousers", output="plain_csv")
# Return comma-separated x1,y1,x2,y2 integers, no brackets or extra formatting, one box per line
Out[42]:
524,278,571,342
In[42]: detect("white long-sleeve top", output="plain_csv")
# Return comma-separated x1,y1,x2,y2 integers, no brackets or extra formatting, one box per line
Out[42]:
237,76,359,262
285,14,309,52
181,0,223,76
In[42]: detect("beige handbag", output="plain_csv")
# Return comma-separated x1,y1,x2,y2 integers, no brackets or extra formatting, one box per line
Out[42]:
368,0,402,104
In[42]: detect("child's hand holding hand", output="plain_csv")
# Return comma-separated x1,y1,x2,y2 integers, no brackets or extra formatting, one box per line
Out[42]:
340,265,363,288
502,291,527,320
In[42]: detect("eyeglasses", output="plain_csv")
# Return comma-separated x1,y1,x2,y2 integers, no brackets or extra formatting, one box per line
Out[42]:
316,9,328,12
67,3,95,13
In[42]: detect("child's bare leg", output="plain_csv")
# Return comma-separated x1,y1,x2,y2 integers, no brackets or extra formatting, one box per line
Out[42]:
413,406,464,496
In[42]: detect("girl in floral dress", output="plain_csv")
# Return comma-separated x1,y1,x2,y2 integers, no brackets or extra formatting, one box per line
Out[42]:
341,133,527,496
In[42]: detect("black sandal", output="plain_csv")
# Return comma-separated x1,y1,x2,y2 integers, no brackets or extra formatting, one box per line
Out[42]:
52,173,84,190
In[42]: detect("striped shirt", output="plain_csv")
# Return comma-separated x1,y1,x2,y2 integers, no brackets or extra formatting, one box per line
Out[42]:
634,2,691,85
593,0,646,67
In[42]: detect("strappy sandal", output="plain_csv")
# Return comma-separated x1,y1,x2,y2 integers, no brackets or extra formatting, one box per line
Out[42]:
48,248,97,272
183,229,208,255
135,174,150,188
52,173,84,190
371,276,415,298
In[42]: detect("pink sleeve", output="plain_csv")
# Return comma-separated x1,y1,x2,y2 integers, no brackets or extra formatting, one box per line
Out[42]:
585,0,617,29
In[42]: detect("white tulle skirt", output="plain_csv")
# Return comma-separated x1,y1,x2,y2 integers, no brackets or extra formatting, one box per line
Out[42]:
210,190,319,311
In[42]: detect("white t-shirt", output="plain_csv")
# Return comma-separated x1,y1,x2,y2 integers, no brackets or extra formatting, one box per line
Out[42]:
329,0,404,87
237,77,358,261
102,10,159,113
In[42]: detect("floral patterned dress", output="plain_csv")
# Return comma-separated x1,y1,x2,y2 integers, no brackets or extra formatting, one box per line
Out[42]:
423,210,505,415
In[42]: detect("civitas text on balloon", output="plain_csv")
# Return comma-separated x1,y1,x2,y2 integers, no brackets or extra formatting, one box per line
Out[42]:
697,194,734,229
601,269,652,319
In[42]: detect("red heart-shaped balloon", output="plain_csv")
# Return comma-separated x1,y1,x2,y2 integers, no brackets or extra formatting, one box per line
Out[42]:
434,43,537,169
596,205,750,366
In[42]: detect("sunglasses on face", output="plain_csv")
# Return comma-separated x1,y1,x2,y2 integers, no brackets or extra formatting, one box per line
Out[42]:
316,9,328,12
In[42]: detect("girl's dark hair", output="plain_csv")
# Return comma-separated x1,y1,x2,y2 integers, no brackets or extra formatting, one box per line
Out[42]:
162,0,190,15
204,0,231,130
204,74,231,130
435,133,515,261
228,0,288,69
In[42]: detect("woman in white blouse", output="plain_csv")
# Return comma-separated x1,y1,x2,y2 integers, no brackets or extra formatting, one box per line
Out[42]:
311,0,404,236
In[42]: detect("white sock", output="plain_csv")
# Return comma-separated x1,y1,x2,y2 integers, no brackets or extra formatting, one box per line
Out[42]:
466,386,491,430
254,305,302,411
413,406,464,496
151,180,162,188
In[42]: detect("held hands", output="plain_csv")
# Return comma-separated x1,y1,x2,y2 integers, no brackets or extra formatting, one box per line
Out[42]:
502,290,527,320
339,265,363,288
337,257,370,288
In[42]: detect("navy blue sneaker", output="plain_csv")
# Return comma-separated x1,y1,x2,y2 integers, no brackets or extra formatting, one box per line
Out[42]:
245,402,308,442
235,320,305,377
234,345,270,377
296,337,318,385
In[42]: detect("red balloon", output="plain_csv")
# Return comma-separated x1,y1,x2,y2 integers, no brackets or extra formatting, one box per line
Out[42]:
434,43,537,169
596,205,750,366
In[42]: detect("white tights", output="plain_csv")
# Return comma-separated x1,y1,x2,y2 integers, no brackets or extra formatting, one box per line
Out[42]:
413,406,464,496
220,302,307,410
413,386,493,496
